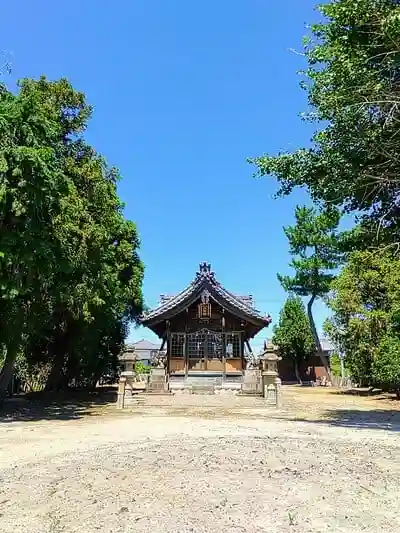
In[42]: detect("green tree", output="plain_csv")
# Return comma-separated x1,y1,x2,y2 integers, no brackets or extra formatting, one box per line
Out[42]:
250,0,400,246
373,336,400,397
0,77,144,397
278,206,343,377
272,295,315,384
329,352,348,379
0,77,82,395
325,250,400,388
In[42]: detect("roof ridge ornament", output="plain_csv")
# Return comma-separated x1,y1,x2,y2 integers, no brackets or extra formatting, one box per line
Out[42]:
196,262,215,280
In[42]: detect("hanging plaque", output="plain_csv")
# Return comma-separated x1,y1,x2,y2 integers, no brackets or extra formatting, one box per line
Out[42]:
198,289,211,319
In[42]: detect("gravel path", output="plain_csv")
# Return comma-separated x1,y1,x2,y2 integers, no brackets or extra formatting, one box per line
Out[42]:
1,398,400,532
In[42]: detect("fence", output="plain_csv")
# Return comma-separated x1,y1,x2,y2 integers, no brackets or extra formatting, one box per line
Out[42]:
330,375,355,389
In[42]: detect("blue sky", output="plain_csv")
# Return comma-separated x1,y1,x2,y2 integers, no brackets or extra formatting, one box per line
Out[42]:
3,0,332,351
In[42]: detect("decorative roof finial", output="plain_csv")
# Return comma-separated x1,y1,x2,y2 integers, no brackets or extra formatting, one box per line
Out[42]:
199,262,211,273
196,262,215,280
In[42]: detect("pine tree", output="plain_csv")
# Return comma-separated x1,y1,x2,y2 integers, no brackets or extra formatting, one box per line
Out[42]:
278,206,343,378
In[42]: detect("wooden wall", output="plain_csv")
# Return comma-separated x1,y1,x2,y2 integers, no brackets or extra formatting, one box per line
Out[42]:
278,354,329,383
169,357,243,374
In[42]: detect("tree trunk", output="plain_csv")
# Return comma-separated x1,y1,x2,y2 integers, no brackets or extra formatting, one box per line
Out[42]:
0,308,25,400
307,294,332,381
294,359,303,385
45,317,79,391
44,348,66,391
0,341,22,399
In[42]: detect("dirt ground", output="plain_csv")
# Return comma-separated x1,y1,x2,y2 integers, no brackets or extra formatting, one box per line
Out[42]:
1,387,400,533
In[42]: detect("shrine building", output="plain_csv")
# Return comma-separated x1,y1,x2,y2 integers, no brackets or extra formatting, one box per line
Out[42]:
141,262,271,384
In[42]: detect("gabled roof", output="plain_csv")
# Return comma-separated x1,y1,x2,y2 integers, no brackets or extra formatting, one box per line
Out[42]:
129,339,161,351
141,262,271,331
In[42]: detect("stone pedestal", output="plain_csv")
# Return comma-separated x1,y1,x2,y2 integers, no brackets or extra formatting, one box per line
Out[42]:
149,368,168,393
241,369,262,395
261,373,282,407
116,372,146,409
260,351,282,408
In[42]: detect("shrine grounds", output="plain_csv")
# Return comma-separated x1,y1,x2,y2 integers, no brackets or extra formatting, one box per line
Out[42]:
1,387,400,533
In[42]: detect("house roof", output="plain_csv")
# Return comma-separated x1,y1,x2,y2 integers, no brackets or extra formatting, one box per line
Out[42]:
141,262,271,334
320,338,335,353
129,339,161,351
122,339,164,361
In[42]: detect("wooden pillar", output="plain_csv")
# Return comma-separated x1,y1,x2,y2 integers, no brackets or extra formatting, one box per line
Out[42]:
240,333,245,372
184,333,188,378
184,308,189,378
245,339,253,372
245,339,252,354
221,311,226,378
166,320,171,376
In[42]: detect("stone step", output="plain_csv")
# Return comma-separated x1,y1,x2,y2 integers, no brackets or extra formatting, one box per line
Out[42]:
190,385,215,395
123,395,146,407
186,376,222,386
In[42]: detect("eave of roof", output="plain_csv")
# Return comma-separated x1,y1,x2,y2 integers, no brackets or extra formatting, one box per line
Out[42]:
140,262,271,328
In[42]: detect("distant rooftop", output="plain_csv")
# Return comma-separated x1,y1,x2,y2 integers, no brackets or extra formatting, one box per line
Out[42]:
126,339,161,351
320,339,335,353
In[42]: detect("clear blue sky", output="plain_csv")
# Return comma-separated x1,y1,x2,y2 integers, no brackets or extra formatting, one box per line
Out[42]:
3,0,331,350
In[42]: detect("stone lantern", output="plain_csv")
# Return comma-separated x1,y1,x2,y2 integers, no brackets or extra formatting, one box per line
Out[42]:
259,350,282,407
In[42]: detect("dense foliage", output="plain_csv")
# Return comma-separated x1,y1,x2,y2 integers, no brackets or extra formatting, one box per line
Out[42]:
0,77,144,397
272,296,315,384
251,0,400,247
251,0,400,392
325,250,400,392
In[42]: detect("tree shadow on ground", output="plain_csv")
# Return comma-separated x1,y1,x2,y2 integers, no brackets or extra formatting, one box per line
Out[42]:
291,408,400,432
0,388,117,423
331,387,398,399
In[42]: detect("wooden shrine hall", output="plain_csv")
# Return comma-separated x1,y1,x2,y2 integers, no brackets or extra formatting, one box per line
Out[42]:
141,262,271,383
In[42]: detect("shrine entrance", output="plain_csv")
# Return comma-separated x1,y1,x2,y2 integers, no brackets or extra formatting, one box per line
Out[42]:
169,329,243,374
187,329,223,371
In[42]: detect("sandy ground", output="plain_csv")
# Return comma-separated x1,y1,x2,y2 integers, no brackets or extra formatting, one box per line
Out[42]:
1,388,400,533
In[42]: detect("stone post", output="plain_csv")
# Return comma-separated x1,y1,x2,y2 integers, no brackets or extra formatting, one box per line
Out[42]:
116,376,127,409
274,376,282,408
260,350,282,408
241,369,262,395
149,367,168,393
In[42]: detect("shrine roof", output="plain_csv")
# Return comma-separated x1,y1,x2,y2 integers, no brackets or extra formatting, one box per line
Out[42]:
140,262,271,328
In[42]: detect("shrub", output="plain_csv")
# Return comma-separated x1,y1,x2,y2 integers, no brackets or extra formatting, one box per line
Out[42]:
135,361,150,375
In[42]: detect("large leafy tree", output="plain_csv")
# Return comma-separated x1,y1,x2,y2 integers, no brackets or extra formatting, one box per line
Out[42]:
272,295,315,384
278,206,342,376
250,0,400,247
325,250,400,390
42,138,144,391
0,77,80,394
0,77,143,396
